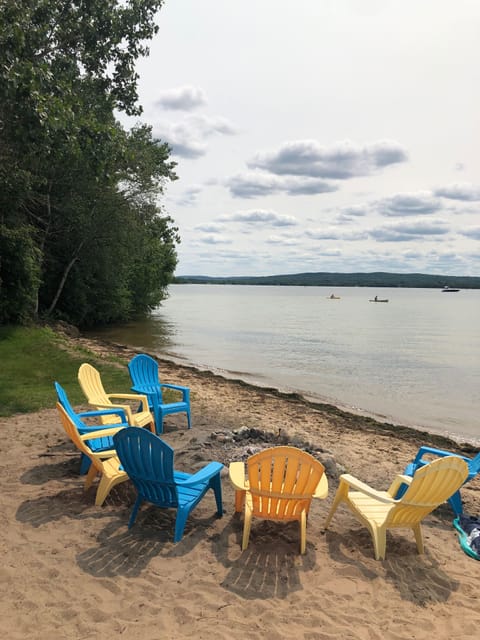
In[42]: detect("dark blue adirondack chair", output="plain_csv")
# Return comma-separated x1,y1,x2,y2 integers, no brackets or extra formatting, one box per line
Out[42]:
113,427,223,542
396,445,480,515
128,354,191,434
54,382,129,474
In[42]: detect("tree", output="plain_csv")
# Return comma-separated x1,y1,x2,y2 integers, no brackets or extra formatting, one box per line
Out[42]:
0,0,180,326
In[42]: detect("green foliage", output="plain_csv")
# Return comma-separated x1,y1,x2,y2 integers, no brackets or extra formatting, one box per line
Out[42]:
0,0,179,328
175,272,480,289
0,325,132,415
0,225,42,324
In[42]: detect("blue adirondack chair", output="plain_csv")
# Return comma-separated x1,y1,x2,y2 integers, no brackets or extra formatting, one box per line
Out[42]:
397,445,480,515
54,382,129,474
113,427,223,542
128,354,191,434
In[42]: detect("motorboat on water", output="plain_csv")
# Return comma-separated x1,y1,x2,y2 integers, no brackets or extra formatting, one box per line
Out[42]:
442,285,460,292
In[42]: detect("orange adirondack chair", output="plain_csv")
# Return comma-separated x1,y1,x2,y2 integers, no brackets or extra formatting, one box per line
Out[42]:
78,363,155,432
56,403,128,506
324,456,469,560
229,446,328,554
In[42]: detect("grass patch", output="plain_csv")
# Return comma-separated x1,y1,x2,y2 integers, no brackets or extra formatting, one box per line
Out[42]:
0,325,133,416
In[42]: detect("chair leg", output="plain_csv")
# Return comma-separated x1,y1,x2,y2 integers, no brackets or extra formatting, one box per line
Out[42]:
186,409,192,429
412,524,424,554
448,490,463,516
95,476,114,506
84,464,98,490
371,524,387,561
324,492,344,529
234,489,245,513
155,409,164,435
241,508,252,551
174,508,189,543
79,453,91,475
210,474,223,516
128,496,143,528
299,511,307,554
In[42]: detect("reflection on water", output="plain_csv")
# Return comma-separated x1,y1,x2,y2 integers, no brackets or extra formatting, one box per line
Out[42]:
86,285,480,444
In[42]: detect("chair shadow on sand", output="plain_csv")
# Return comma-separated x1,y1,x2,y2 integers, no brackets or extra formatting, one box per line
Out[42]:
211,514,316,600
324,512,461,606
17,475,220,578
76,507,223,578
20,443,83,485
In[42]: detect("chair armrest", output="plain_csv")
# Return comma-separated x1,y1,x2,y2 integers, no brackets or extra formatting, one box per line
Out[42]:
228,461,248,491
107,393,150,407
313,473,329,499
178,462,224,486
412,446,470,465
87,400,134,422
78,408,128,423
161,383,190,400
79,426,125,442
339,473,396,504
387,474,412,497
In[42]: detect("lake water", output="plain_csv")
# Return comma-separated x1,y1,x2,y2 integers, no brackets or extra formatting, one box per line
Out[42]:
88,285,480,445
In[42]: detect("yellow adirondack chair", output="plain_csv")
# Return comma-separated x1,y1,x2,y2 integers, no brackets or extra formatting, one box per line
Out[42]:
229,446,328,554
56,402,128,506
78,363,155,433
324,456,469,560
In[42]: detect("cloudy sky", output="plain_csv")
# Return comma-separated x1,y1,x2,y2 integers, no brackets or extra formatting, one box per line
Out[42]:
128,0,480,277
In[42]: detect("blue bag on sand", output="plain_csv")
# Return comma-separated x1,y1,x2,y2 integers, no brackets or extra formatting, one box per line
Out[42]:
453,515,480,560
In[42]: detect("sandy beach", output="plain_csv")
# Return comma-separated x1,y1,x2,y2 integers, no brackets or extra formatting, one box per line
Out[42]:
1,335,479,639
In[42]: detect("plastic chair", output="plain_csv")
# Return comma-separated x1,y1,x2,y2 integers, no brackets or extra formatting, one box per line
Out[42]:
396,446,480,515
324,456,469,560
128,354,191,434
54,381,128,474
113,427,223,542
56,403,128,506
229,446,328,554
78,363,155,433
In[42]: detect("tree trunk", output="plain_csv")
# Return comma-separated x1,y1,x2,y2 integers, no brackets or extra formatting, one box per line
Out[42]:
44,239,86,317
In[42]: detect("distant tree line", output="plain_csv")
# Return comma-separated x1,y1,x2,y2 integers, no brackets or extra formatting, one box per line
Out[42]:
0,0,179,328
175,272,480,288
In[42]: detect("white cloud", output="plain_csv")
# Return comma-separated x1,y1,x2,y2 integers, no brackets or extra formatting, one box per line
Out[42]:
227,171,337,198
154,85,207,110
248,139,408,179
219,209,298,227
371,219,450,242
460,226,480,240
434,183,480,202
153,115,237,158
377,192,442,216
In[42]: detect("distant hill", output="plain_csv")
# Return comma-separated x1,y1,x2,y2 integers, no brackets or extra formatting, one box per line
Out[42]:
173,272,480,288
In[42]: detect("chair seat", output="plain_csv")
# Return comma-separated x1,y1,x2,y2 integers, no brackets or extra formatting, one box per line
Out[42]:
132,410,155,428
102,456,126,480
348,491,396,525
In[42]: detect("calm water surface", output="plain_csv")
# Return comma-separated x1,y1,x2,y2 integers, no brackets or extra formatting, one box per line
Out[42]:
88,285,480,444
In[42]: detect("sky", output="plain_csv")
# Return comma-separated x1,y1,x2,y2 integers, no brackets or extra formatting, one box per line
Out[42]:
125,0,480,277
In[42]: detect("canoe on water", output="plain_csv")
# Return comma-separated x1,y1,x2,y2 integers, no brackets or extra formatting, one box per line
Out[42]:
369,299,389,303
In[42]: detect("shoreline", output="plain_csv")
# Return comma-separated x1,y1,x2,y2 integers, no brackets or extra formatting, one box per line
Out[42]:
76,333,479,454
